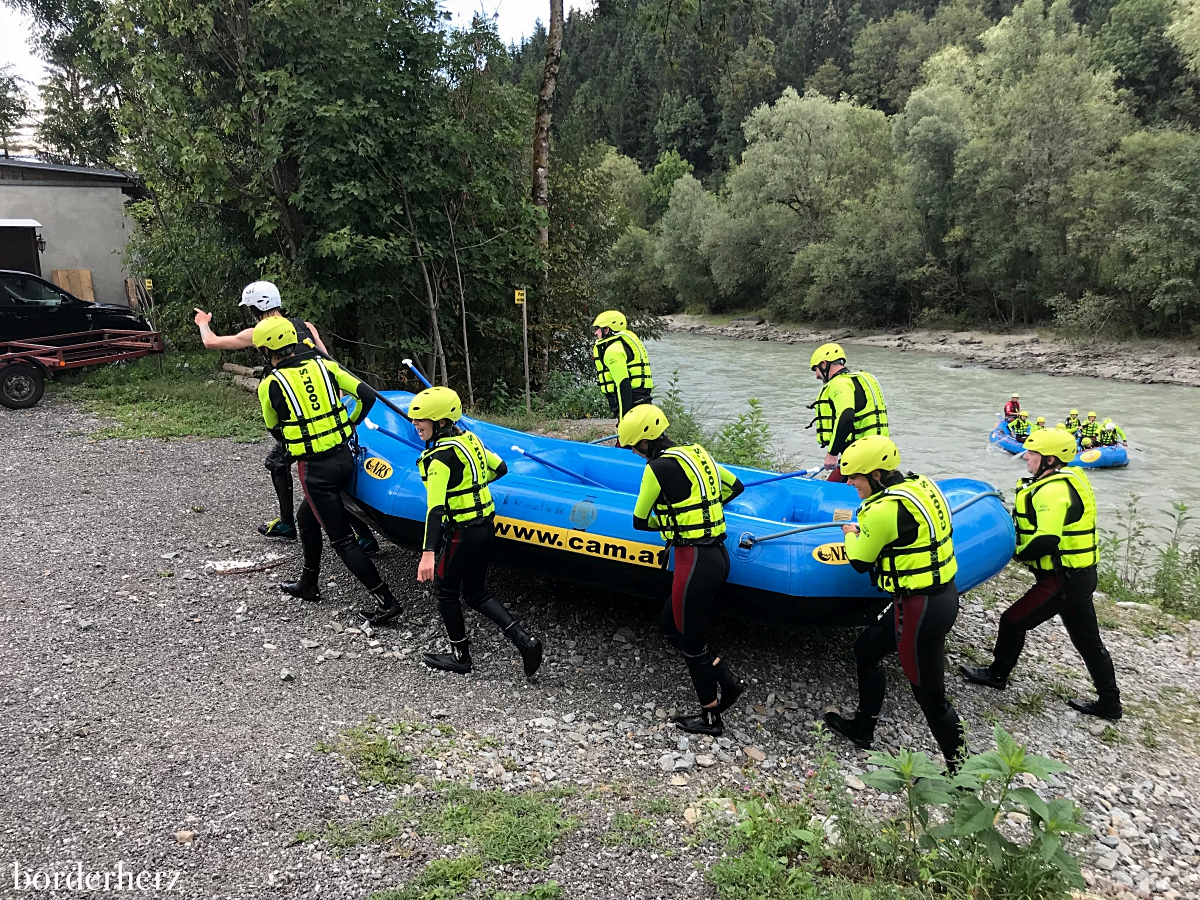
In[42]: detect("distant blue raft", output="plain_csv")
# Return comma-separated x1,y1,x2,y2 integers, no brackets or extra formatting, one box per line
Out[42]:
350,392,1016,629
988,418,1129,469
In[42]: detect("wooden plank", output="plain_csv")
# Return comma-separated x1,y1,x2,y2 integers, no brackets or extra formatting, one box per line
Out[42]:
50,269,95,301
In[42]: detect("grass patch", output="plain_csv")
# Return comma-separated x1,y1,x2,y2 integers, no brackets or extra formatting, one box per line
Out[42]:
492,882,565,900
427,786,573,867
601,812,660,849
368,856,482,900
55,351,265,442
322,813,405,849
1100,725,1126,746
644,796,679,816
317,721,413,786
1002,691,1047,718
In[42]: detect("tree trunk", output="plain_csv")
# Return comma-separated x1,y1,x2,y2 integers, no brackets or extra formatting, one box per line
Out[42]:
531,0,564,388
446,206,474,407
400,183,446,385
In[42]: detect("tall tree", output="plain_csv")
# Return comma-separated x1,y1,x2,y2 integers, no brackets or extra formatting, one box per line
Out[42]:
0,66,30,158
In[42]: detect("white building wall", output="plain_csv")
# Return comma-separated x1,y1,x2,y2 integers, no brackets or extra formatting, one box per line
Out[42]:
0,184,131,305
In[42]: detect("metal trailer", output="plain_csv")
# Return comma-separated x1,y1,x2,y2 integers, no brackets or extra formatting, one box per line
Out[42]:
0,329,165,409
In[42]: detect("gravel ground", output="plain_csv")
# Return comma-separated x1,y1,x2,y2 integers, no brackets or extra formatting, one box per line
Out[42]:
1,398,1198,900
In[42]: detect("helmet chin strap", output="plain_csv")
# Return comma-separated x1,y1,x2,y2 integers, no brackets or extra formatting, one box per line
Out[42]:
1034,455,1061,479
865,471,887,495
816,361,831,383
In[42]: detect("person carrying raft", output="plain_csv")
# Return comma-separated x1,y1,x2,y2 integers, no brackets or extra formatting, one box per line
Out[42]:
252,317,402,621
1003,393,1021,422
193,281,380,552
808,342,889,483
1010,409,1031,441
960,429,1121,721
621,403,746,736
824,436,966,771
408,387,543,677
1064,409,1081,430
592,310,654,421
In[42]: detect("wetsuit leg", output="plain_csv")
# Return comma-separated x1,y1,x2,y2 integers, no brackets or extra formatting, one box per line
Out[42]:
896,585,965,767
295,447,384,591
669,544,730,707
1055,567,1120,703
347,511,374,541
434,527,469,642
991,571,1068,679
265,440,295,523
458,524,516,630
296,493,324,571
852,617,896,718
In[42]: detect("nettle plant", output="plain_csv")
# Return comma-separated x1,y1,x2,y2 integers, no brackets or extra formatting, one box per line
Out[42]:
862,724,1091,899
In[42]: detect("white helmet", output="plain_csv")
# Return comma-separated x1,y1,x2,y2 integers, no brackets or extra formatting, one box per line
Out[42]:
239,280,282,312
1104,422,1114,430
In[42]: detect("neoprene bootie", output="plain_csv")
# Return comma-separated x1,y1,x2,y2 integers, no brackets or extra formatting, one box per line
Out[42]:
280,567,320,601
960,665,1007,690
712,659,745,715
504,622,543,677
260,518,297,540
674,707,723,736
359,585,402,626
824,711,876,750
1067,697,1123,721
424,639,472,674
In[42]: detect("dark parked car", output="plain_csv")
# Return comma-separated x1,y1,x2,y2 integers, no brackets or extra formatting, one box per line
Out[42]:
0,270,150,342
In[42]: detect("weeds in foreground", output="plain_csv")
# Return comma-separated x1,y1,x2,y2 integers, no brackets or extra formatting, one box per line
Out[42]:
55,352,264,441
1099,495,1200,620
601,811,660,849
316,721,412,786
704,725,1088,900
427,785,573,867
367,856,481,900
491,881,565,900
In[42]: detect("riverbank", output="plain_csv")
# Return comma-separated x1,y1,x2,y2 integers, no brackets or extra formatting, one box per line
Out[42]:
2,397,1198,899
666,314,1200,388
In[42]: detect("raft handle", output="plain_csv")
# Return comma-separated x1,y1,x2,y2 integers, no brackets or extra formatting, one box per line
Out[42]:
737,489,1005,550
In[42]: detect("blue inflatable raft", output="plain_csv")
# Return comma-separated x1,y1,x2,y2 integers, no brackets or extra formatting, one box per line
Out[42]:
349,392,1016,629
989,418,1129,469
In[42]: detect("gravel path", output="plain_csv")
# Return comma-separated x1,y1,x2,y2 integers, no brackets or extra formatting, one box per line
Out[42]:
1,399,1197,900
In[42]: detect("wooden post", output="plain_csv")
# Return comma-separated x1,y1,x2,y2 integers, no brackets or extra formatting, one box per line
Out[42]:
516,289,530,412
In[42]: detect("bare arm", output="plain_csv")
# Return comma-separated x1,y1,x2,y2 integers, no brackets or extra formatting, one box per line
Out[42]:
194,308,255,350
305,321,329,355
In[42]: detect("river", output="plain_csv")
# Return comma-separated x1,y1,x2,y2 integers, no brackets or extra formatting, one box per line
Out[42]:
649,331,1200,530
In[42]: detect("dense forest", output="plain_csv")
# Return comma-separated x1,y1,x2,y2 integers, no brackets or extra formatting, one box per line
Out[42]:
508,0,1200,336
6,0,1200,409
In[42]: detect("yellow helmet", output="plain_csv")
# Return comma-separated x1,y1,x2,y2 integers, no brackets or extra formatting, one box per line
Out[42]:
1036,416,1045,423
592,310,627,332
1087,411,1097,418
810,342,846,369
253,317,298,351
1103,417,1112,424
1069,409,1078,415
618,404,668,447
839,435,900,476
1055,422,1066,429
1082,437,1093,447
1024,429,1076,462
408,386,462,423
1017,409,1028,417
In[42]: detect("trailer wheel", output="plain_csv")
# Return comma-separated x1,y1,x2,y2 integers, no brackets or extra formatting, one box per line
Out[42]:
0,365,46,409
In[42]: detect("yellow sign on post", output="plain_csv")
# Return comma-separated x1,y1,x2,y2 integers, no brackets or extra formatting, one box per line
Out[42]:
514,289,526,305
516,288,530,412
144,279,154,290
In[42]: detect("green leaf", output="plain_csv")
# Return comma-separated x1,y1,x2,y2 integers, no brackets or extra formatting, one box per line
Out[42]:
1009,786,1050,820
953,795,998,835
960,750,1008,779
1039,832,1061,863
862,769,907,793
1022,752,1070,779
977,827,1011,869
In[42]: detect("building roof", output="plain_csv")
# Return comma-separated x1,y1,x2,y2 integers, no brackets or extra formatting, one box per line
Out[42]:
0,219,43,228
0,157,139,192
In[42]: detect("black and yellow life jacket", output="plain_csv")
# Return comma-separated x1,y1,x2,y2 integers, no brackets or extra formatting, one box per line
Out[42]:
266,357,354,457
858,473,957,595
419,432,496,527
1013,467,1098,572
653,444,726,545
810,370,889,449
593,331,654,396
